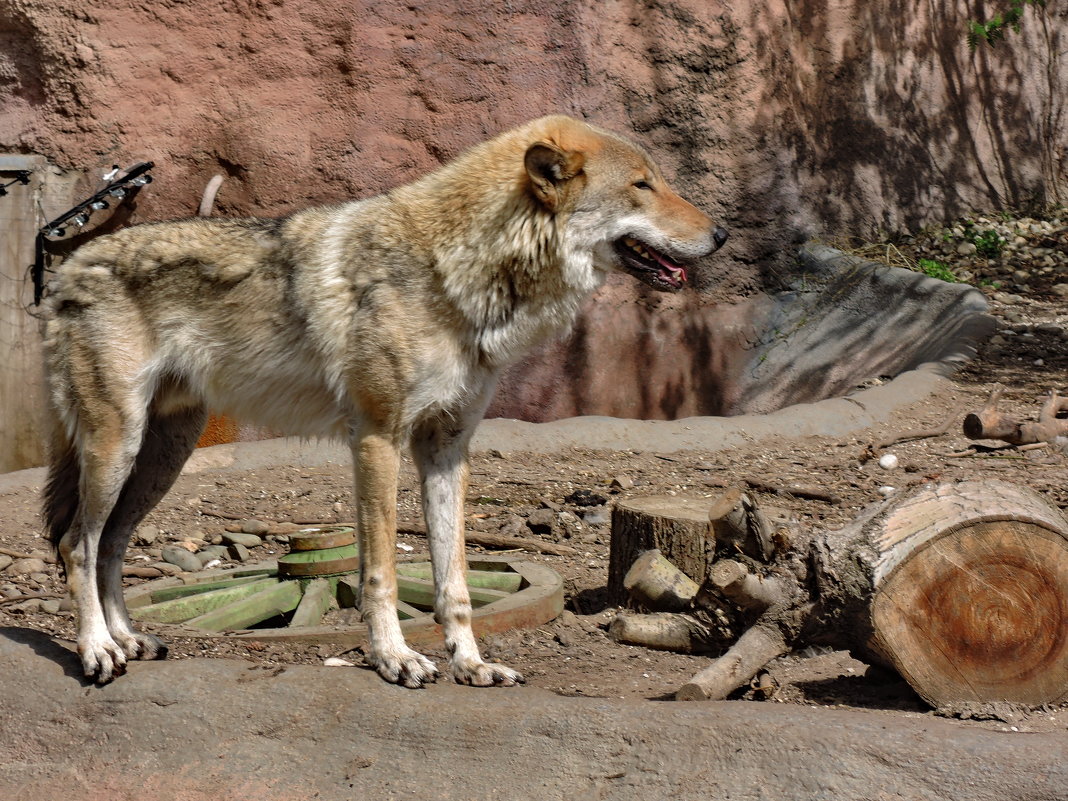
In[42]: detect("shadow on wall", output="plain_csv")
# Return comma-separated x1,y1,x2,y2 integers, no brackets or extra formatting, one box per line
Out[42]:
487,244,994,423
582,0,1064,288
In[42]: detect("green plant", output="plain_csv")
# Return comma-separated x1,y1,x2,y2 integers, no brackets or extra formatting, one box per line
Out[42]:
967,1,1046,49
917,258,958,282
970,228,1004,258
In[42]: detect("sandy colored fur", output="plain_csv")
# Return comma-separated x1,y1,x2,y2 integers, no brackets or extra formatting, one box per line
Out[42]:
42,115,721,686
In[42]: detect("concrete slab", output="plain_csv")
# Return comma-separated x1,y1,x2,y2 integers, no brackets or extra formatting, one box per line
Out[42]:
1,628,1063,800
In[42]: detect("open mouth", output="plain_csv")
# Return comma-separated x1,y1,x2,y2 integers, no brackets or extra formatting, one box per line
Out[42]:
612,236,689,292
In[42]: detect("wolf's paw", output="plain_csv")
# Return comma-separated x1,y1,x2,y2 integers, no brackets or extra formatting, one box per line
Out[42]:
451,658,525,687
113,630,168,661
367,646,439,688
78,634,128,684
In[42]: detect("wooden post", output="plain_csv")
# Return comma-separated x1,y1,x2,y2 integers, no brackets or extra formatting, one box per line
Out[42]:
608,496,716,604
0,155,47,472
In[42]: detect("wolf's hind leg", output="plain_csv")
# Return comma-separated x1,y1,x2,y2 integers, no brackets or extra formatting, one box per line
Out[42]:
98,402,207,661
59,404,148,683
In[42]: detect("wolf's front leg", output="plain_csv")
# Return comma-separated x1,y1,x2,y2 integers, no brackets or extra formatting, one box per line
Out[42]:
353,430,439,687
412,421,524,687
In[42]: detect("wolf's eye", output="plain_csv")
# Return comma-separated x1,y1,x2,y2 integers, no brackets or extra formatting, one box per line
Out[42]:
633,180,653,191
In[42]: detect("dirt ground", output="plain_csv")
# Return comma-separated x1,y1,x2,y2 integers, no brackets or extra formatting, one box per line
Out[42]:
2,249,1067,738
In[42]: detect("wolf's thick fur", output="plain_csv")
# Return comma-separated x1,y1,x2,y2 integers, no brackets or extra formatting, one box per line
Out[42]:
43,115,725,686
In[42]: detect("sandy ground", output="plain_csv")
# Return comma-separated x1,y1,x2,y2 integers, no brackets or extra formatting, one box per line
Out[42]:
1,277,1066,739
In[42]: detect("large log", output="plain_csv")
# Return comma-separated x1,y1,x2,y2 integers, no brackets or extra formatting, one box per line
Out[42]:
810,479,1068,707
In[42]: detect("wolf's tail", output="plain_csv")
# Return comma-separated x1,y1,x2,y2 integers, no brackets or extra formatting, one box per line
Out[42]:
43,419,79,551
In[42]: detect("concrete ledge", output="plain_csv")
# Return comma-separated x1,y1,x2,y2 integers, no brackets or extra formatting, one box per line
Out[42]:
0,627,1063,800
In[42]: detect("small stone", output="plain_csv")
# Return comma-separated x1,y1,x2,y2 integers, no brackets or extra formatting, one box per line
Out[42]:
223,531,264,548
40,599,62,615
0,554,12,572
0,585,20,599
16,598,43,613
609,475,635,490
240,519,270,536
197,545,230,564
563,489,608,507
956,242,977,256
133,524,161,546
878,486,896,497
28,573,50,585
1036,323,1062,335
497,515,527,538
228,543,252,562
1051,283,1068,299
154,563,184,576
324,657,355,667
582,506,610,526
122,565,163,579
208,533,224,545
8,558,47,576
878,453,899,470
525,508,556,537
161,545,203,572
489,449,510,459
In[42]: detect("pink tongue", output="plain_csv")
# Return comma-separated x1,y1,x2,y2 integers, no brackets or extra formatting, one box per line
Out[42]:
649,248,687,283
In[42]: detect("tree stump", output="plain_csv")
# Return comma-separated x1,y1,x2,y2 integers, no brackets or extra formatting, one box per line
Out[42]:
608,496,716,605
812,480,1068,707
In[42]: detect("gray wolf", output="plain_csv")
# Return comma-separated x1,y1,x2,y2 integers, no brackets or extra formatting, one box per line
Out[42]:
42,115,727,686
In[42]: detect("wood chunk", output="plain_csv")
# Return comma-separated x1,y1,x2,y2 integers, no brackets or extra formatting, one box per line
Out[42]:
608,496,716,605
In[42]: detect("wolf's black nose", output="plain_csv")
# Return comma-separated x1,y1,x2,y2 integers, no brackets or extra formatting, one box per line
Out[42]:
713,227,729,249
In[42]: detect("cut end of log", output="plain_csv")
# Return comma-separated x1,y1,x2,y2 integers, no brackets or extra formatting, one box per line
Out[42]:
867,481,1068,707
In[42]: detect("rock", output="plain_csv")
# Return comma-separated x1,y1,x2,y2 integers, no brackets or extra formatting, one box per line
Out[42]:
956,242,977,256
15,598,43,614
323,657,356,667
878,453,899,470
582,506,610,526
525,508,557,537
1036,323,1062,335
0,554,12,572
133,524,161,546
58,595,74,611
497,515,527,538
197,545,230,565
609,475,635,490
1051,283,1068,299
240,519,270,536
563,489,607,507
161,545,203,573
40,599,63,615
122,565,164,579
222,531,264,548
228,543,252,562
0,585,21,598
8,558,48,576
154,563,184,577
29,573,51,585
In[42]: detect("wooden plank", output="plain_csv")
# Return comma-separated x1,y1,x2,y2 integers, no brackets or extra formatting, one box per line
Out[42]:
130,579,277,623
185,580,303,631
289,578,333,628
395,563,522,592
0,158,46,471
396,575,508,609
146,575,264,604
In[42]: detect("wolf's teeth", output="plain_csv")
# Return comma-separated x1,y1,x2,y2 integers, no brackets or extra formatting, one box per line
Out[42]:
624,237,637,247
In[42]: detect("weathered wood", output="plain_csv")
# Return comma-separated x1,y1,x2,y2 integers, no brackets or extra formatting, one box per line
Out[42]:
812,480,1068,707
608,611,716,653
608,496,716,604
963,385,1068,445
184,580,303,631
131,578,278,624
708,489,783,561
289,578,334,627
676,617,789,701
708,559,785,613
622,549,699,612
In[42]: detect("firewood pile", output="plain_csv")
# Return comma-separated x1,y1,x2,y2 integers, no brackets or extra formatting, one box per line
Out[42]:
608,480,1068,707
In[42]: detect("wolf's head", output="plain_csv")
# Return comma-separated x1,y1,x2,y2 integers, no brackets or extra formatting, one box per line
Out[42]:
523,115,727,292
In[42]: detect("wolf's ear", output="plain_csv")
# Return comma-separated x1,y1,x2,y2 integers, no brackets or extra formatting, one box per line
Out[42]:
524,142,585,212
